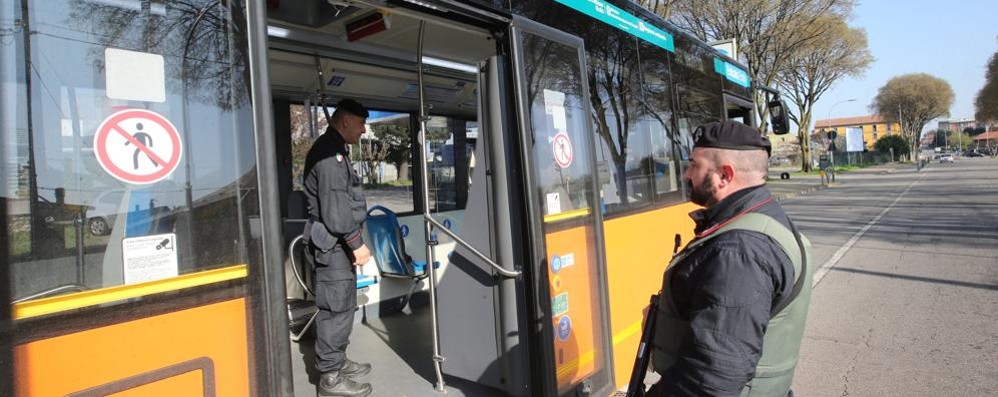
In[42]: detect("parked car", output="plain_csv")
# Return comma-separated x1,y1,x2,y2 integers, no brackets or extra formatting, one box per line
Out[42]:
938,154,955,163
87,190,124,235
86,189,175,236
964,151,984,158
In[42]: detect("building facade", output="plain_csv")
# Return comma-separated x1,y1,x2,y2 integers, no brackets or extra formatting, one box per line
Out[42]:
813,115,903,150
937,118,983,134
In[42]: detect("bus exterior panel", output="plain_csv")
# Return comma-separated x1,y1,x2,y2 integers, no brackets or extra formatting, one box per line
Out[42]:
15,297,250,396
2,0,283,395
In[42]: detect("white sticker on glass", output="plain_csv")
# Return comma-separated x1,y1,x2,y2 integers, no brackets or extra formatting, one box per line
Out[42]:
546,192,561,216
105,48,166,103
122,233,179,284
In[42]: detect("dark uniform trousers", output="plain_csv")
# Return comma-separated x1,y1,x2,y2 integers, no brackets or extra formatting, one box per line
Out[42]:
306,242,357,374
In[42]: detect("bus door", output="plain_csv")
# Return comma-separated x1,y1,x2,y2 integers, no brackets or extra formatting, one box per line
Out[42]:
509,17,615,397
2,1,289,396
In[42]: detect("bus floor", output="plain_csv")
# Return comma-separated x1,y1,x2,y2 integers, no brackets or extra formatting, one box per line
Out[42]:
290,299,507,396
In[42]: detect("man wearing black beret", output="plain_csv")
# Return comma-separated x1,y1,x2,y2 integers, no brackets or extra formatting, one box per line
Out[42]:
647,120,813,396
304,98,374,396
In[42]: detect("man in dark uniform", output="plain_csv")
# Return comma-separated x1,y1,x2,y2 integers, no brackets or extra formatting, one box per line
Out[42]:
648,121,812,396
303,99,373,397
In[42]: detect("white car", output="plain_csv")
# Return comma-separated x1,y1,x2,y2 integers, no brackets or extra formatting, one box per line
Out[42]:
87,190,124,235
938,154,954,163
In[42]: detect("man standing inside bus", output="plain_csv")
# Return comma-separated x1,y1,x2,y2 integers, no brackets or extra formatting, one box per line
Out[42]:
303,99,374,397
648,120,812,397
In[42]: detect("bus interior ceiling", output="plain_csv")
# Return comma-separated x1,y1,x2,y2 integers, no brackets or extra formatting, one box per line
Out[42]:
267,2,495,118
265,3,506,396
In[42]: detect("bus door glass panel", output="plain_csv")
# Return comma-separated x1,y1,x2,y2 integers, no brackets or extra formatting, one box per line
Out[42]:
5,0,259,301
425,116,476,213
512,20,613,395
3,1,260,395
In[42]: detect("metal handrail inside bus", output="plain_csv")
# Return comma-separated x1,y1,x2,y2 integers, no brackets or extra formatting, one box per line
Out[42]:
287,234,314,297
416,21,448,393
12,284,89,304
423,215,520,279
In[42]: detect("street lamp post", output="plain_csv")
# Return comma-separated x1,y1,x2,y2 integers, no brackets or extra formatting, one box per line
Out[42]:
824,98,857,171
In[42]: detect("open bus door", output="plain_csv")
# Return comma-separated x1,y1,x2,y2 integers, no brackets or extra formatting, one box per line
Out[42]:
509,16,616,397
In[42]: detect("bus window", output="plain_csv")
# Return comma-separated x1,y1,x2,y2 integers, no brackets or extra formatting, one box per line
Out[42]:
638,40,682,203
357,111,416,215
587,30,650,212
289,103,324,192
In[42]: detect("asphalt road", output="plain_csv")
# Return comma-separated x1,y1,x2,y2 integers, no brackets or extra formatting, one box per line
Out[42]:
782,158,998,396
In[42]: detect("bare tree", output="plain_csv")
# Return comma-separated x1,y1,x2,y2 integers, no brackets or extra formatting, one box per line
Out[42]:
974,51,998,130
669,0,855,131
777,16,872,171
359,138,390,185
69,0,250,111
871,74,955,161
637,0,679,18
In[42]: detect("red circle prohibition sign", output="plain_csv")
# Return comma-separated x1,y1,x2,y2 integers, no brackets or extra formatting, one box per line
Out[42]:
94,109,182,185
552,132,573,169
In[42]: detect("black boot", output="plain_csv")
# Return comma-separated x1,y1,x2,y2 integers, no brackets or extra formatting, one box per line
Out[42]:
317,372,372,397
339,358,372,378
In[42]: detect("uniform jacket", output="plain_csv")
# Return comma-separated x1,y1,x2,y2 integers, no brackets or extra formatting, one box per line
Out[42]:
655,185,798,396
303,127,367,281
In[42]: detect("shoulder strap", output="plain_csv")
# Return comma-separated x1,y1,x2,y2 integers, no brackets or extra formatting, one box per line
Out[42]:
716,213,808,317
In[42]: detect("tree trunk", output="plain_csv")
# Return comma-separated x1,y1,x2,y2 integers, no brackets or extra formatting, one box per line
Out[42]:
398,160,410,182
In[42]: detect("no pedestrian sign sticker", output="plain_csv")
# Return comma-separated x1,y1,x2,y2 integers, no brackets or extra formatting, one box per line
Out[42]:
94,109,182,185
552,132,573,169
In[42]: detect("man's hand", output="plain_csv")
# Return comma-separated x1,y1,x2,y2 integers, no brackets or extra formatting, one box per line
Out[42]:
352,244,371,266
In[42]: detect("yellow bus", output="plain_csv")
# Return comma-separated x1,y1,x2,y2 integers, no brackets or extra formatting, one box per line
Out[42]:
1,0,788,395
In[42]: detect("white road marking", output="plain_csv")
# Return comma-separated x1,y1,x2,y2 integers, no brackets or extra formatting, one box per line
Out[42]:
812,172,926,287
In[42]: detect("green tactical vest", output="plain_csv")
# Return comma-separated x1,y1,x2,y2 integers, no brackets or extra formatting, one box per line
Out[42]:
652,213,813,397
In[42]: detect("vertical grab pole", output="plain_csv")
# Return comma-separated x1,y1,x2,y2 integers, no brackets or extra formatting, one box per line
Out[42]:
416,21,447,392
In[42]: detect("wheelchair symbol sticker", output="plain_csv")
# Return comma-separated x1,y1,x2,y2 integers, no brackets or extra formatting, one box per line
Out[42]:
443,219,452,229
400,224,409,237
551,254,562,273
557,315,572,342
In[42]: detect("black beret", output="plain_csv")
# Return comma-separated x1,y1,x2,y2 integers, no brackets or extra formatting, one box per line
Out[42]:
693,120,771,156
336,98,369,118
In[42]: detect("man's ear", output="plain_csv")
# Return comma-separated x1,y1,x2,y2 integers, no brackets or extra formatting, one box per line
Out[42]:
719,163,736,185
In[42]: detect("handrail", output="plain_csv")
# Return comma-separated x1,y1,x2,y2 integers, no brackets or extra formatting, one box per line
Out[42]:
12,284,88,304
416,21,447,393
424,215,520,279
288,234,314,296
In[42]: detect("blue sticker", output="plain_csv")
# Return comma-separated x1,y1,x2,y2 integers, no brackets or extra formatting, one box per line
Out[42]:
443,219,452,229
551,254,562,273
557,315,572,342
400,224,409,237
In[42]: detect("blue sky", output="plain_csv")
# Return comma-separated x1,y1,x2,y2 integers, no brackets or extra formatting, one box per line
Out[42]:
811,0,997,132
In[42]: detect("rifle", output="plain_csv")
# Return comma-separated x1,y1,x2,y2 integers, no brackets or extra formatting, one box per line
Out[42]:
626,293,660,397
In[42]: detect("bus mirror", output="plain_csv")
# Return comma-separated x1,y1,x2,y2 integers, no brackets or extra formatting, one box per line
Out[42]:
768,100,790,135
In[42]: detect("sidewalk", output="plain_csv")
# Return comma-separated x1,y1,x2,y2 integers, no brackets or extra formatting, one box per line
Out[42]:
766,162,908,201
